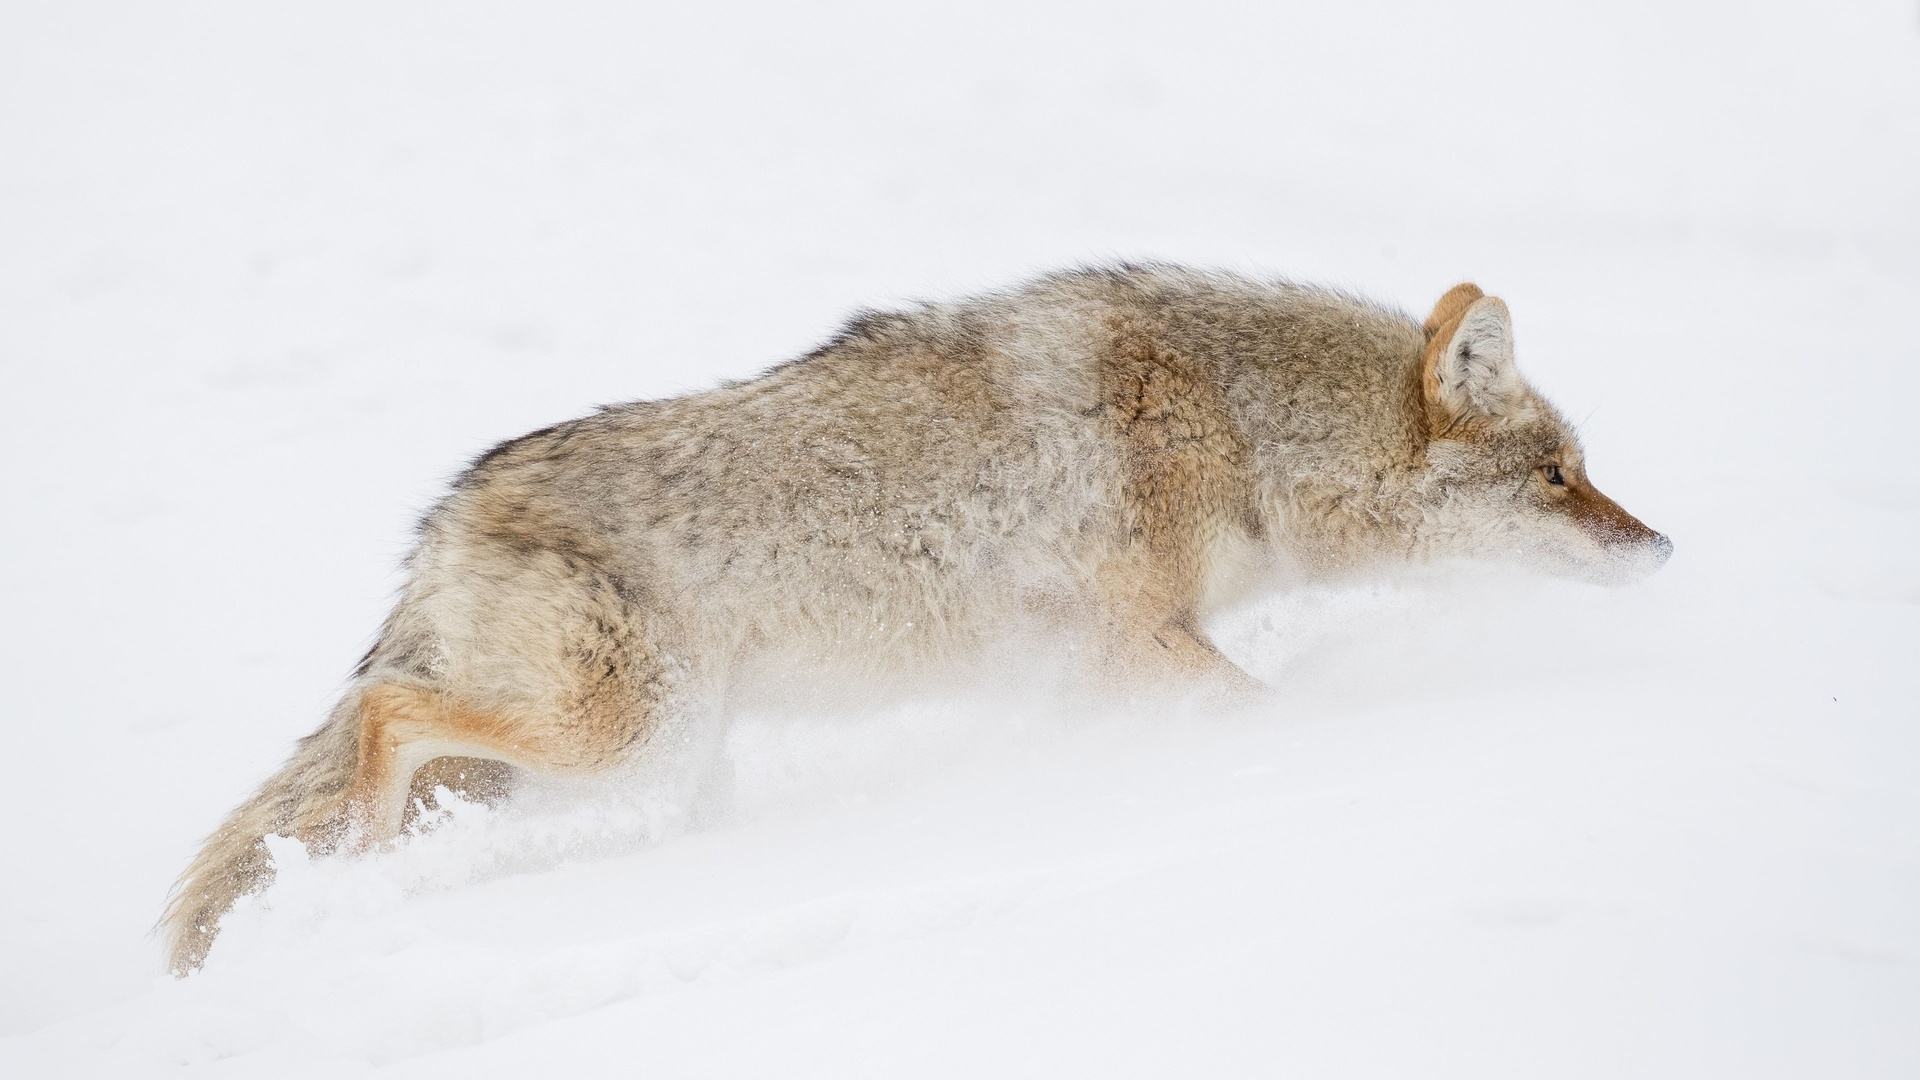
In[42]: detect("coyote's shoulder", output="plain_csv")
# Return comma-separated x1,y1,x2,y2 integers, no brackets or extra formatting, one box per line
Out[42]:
163,263,1668,974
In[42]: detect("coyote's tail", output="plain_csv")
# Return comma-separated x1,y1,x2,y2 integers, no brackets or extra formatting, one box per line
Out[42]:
160,689,366,975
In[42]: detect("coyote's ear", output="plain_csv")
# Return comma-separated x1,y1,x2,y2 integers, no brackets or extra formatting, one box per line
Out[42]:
1422,285,1525,426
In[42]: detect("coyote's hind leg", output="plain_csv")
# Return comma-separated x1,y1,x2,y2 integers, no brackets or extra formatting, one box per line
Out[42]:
403,756,517,829
305,676,669,850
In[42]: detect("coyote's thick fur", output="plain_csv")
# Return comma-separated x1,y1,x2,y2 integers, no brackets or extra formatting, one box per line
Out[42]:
163,265,1669,973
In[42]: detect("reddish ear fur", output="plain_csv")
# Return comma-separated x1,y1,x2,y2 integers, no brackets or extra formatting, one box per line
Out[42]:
1421,282,1484,407
1423,283,1484,340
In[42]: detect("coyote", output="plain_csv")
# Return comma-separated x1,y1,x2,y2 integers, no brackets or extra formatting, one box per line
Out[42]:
163,265,1669,973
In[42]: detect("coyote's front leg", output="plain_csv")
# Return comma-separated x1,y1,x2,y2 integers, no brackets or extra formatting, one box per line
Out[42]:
1095,556,1265,703
1105,613,1265,704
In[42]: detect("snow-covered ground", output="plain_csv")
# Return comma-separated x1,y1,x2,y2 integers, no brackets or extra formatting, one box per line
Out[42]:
2,2,1916,1075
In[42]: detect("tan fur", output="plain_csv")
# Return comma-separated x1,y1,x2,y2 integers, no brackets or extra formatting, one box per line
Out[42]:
331,684,631,844
1094,316,1261,691
162,264,1670,973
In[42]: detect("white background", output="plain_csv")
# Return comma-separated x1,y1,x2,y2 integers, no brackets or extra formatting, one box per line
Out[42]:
2,2,1916,1075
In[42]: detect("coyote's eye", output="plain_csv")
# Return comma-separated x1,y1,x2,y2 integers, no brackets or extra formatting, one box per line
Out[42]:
1541,464,1566,486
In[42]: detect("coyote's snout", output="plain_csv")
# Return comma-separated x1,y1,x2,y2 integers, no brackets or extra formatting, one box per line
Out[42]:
162,265,1668,973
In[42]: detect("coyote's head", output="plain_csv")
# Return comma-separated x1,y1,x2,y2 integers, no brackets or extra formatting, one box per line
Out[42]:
1413,283,1671,584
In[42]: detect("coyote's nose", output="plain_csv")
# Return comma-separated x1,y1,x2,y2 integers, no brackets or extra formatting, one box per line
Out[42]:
1650,533,1673,566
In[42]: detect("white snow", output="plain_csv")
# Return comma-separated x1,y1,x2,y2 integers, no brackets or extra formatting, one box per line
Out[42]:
2,1,1917,1076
